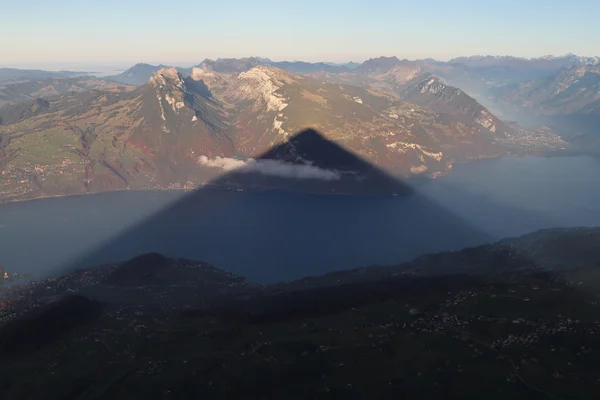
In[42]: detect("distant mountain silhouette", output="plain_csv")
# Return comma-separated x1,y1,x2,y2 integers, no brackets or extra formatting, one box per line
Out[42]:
105,63,172,85
267,61,350,74
356,56,405,75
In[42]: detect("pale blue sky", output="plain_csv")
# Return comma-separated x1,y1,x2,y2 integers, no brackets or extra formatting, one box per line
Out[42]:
2,0,599,69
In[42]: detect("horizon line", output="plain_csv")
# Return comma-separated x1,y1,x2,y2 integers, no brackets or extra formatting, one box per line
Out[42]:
2,52,599,71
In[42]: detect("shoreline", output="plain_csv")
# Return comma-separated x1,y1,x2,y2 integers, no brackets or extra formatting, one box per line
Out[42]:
0,184,403,206
0,151,596,205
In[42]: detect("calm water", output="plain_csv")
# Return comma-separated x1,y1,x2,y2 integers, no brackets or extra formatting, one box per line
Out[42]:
1,156,599,283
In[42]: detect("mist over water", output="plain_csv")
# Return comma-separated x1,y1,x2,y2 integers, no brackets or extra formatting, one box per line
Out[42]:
1,155,599,283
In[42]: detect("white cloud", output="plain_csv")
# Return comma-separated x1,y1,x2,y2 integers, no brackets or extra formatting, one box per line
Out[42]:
198,155,340,180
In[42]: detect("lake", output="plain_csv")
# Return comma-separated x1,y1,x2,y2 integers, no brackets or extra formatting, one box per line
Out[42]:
1,155,600,283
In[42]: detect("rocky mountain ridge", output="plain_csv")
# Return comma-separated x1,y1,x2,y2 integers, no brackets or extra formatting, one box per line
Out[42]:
0,64,534,202
490,64,600,116
0,58,573,202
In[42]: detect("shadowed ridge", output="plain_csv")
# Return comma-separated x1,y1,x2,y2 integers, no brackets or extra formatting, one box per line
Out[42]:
0,294,103,358
4,229,600,397
58,127,493,283
188,227,600,327
102,252,254,290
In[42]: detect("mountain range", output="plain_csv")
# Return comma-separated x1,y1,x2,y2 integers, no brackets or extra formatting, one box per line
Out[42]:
0,62,552,203
104,58,357,86
490,64,600,116
2,53,598,202
0,76,134,107
103,54,600,124
0,68,88,85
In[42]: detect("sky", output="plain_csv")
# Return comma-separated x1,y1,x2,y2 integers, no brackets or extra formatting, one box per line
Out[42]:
2,0,599,69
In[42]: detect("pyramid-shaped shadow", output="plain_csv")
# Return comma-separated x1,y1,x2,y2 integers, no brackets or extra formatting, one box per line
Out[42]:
209,128,413,196
61,128,493,283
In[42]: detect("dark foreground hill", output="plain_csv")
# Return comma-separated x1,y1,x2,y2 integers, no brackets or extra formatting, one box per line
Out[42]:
0,294,103,358
1,227,600,399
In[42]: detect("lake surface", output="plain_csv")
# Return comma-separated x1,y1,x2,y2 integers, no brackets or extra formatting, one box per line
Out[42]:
1,155,600,283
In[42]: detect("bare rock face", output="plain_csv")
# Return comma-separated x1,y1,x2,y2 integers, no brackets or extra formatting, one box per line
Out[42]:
388,72,509,135
224,66,292,113
149,67,185,89
190,67,216,80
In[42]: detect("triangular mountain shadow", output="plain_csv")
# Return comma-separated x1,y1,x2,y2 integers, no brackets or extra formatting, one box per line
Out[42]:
59,128,495,283
211,128,413,196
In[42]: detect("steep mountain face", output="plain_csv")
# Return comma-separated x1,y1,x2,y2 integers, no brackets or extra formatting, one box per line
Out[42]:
394,73,510,135
0,64,553,202
0,77,134,107
308,67,525,143
0,68,87,85
490,65,600,115
214,65,510,173
344,59,509,134
0,68,234,202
